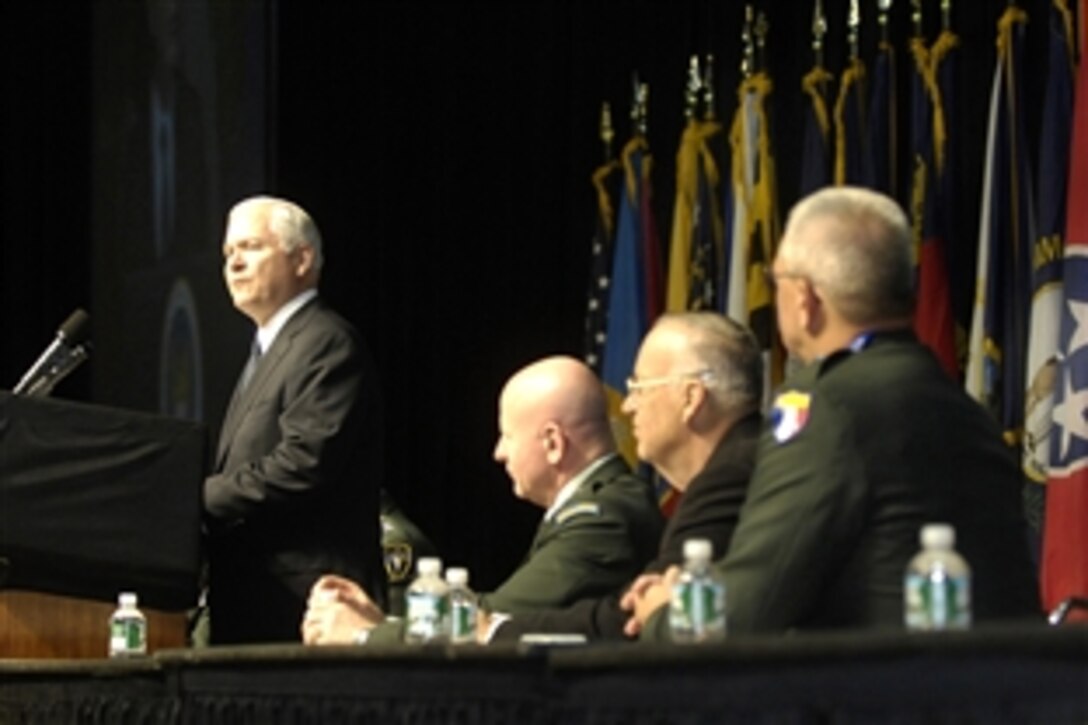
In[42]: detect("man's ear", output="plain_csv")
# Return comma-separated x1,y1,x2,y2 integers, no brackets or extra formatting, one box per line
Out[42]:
294,244,315,278
680,380,708,424
798,278,823,335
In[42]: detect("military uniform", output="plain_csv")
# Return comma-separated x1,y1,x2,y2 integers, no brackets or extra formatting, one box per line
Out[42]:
643,330,1040,639
367,455,662,644
494,412,761,641
481,455,663,613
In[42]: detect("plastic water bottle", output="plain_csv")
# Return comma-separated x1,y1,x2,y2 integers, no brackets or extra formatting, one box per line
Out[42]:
445,567,478,644
108,592,147,658
404,557,449,644
904,523,972,631
669,538,726,643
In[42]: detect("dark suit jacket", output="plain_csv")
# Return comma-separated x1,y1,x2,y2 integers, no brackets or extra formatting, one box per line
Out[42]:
368,456,662,644
643,330,1041,639
204,296,384,644
494,412,761,640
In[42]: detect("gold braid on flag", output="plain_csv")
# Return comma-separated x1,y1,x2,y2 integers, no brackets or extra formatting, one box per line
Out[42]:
621,135,649,202
833,58,866,186
801,65,834,141
592,160,621,243
927,30,960,175
666,120,702,313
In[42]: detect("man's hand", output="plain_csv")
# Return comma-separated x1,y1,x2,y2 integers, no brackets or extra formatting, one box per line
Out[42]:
620,567,679,638
301,574,386,644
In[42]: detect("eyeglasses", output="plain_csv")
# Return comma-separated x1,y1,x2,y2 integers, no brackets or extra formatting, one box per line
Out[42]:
625,370,714,395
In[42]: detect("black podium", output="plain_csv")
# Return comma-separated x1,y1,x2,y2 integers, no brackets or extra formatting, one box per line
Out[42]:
0,391,206,657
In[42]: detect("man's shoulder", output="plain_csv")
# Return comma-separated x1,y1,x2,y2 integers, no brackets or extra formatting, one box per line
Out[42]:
557,459,655,526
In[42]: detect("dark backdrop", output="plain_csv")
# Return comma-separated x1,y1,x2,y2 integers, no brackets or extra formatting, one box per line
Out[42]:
1,0,1069,593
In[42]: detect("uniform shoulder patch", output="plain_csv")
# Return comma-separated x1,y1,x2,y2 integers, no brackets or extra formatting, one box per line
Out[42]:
770,390,812,443
555,501,601,525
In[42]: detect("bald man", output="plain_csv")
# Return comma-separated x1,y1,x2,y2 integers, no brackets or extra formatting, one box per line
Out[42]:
302,356,663,645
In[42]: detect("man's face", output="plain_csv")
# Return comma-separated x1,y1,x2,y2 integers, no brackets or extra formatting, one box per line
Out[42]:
621,329,687,467
493,393,551,507
222,209,308,326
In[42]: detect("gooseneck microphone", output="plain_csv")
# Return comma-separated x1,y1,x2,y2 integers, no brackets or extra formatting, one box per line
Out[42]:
13,308,92,397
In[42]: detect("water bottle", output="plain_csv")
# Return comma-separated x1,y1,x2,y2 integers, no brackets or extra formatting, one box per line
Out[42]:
669,538,726,643
108,591,147,658
904,523,972,631
404,557,449,644
445,567,478,644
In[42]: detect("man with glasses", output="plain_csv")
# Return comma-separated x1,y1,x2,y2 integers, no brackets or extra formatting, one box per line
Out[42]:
302,355,663,644
483,312,763,642
626,186,1040,637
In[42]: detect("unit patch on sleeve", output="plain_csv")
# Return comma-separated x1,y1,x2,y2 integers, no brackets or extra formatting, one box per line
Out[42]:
771,390,812,443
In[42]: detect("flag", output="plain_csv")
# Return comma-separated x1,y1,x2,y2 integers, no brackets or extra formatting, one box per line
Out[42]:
909,35,958,378
583,158,622,374
865,40,896,195
1042,0,1086,619
666,119,725,313
726,72,780,403
932,28,969,366
833,57,868,186
601,136,662,469
798,64,833,198
965,6,1035,449
1024,0,1075,539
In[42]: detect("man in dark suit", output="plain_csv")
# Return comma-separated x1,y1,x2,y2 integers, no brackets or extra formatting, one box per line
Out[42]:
627,186,1040,638
204,196,384,644
490,312,763,641
300,356,663,645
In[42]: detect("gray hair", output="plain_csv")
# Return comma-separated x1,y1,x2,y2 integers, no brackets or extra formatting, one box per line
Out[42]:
778,186,913,324
230,196,324,271
654,312,763,415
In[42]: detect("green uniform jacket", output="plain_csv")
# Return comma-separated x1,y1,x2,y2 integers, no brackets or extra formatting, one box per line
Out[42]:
481,455,663,613
644,330,1040,639
369,456,662,643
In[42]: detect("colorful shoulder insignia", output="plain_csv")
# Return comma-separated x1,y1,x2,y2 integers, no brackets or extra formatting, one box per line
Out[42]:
770,390,812,443
555,501,601,525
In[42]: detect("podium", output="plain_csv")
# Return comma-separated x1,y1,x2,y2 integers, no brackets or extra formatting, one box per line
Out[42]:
0,391,207,658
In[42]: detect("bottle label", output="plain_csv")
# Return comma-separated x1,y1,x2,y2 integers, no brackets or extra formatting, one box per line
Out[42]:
449,600,476,643
905,571,971,630
669,578,726,643
109,615,147,657
405,592,448,643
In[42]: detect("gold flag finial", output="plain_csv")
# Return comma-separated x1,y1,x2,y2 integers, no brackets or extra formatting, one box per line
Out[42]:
878,0,893,44
848,0,861,61
813,0,828,67
741,5,755,78
599,102,615,162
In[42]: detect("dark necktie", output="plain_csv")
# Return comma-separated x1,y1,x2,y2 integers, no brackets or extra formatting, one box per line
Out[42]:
239,338,262,392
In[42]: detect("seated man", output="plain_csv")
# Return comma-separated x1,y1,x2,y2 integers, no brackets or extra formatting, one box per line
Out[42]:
627,186,1041,638
491,312,762,641
302,355,663,644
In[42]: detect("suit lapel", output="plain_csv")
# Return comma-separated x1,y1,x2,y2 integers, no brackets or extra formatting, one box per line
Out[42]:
215,298,320,468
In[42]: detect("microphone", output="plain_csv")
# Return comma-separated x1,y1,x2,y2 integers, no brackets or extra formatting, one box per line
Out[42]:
13,308,92,397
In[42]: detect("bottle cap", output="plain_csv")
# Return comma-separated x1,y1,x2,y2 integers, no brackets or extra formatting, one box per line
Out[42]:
417,557,442,576
683,538,713,561
920,523,955,550
119,592,138,607
445,567,469,586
